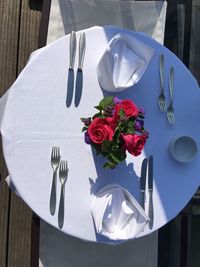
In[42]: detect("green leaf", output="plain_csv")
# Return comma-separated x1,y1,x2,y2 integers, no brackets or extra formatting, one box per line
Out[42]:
82,126,88,132
92,112,104,119
80,117,89,123
126,128,135,134
127,122,134,134
113,128,121,141
103,162,116,169
110,154,121,164
108,149,126,164
119,108,125,117
128,121,134,128
99,96,114,109
94,105,103,111
101,140,113,152
117,150,127,161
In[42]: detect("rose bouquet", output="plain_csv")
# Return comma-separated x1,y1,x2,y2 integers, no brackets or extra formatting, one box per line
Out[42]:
81,96,149,169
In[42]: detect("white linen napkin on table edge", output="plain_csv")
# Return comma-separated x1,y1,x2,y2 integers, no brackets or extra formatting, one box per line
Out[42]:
91,183,149,241
97,33,154,92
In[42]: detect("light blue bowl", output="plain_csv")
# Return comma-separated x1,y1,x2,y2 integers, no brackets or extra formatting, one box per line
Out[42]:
169,136,198,163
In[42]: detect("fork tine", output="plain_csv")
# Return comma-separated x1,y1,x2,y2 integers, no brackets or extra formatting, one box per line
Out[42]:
159,101,163,112
159,102,162,111
167,113,174,125
171,115,175,124
161,102,164,112
51,147,55,158
54,147,57,159
64,161,67,170
52,146,60,159
169,117,172,124
62,161,65,172
163,102,166,111
159,99,166,112
60,161,63,172
57,147,60,157
62,161,65,171
55,147,59,158
59,160,68,178
167,113,170,124
160,101,164,112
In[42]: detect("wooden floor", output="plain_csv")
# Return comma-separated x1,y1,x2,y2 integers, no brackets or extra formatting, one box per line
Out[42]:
0,1,51,266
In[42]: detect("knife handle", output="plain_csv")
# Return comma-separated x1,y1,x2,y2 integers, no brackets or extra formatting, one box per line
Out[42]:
169,66,174,103
159,54,164,91
78,32,86,70
148,190,154,229
69,31,76,69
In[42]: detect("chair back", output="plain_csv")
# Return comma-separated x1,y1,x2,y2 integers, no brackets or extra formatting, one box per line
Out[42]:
47,0,167,44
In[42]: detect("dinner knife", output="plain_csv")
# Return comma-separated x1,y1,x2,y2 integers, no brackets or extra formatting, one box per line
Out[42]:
66,31,76,107
148,155,154,229
74,32,86,107
140,158,148,209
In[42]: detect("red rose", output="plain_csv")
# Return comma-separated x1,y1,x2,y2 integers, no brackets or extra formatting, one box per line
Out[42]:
115,99,138,120
121,134,147,156
88,117,115,144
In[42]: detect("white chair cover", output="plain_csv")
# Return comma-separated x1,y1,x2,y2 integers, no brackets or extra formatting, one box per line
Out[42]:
39,219,158,267
47,0,167,44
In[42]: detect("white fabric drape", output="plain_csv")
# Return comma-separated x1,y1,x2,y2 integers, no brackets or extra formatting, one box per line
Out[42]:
47,0,167,44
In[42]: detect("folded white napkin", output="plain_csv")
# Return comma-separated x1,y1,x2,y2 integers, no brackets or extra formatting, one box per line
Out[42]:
97,33,154,92
91,184,149,240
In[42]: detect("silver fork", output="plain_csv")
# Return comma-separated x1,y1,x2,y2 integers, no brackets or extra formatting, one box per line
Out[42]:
58,160,69,229
158,54,167,112
49,146,61,215
167,67,175,125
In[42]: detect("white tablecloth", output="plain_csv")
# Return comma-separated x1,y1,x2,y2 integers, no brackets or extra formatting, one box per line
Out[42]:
0,26,200,244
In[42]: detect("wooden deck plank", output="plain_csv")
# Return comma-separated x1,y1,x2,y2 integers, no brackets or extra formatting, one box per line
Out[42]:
7,1,42,266
0,180,10,267
0,0,42,266
0,1,21,266
0,0,21,94
8,195,33,267
17,0,42,73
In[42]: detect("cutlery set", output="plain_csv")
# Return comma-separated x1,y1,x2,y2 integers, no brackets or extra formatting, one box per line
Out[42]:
158,54,175,125
50,38,175,233
66,31,86,107
50,146,69,229
140,155,154,229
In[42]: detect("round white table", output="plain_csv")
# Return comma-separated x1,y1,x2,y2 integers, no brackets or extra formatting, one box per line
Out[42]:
0,26,200,244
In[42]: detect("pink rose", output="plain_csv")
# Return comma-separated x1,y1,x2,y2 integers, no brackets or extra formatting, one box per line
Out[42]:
88,117,115,144
121,134,147,156
115,99,138,120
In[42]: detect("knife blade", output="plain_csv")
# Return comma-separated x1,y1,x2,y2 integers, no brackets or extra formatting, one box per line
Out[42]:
140,158,148,209
148,155,154,229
